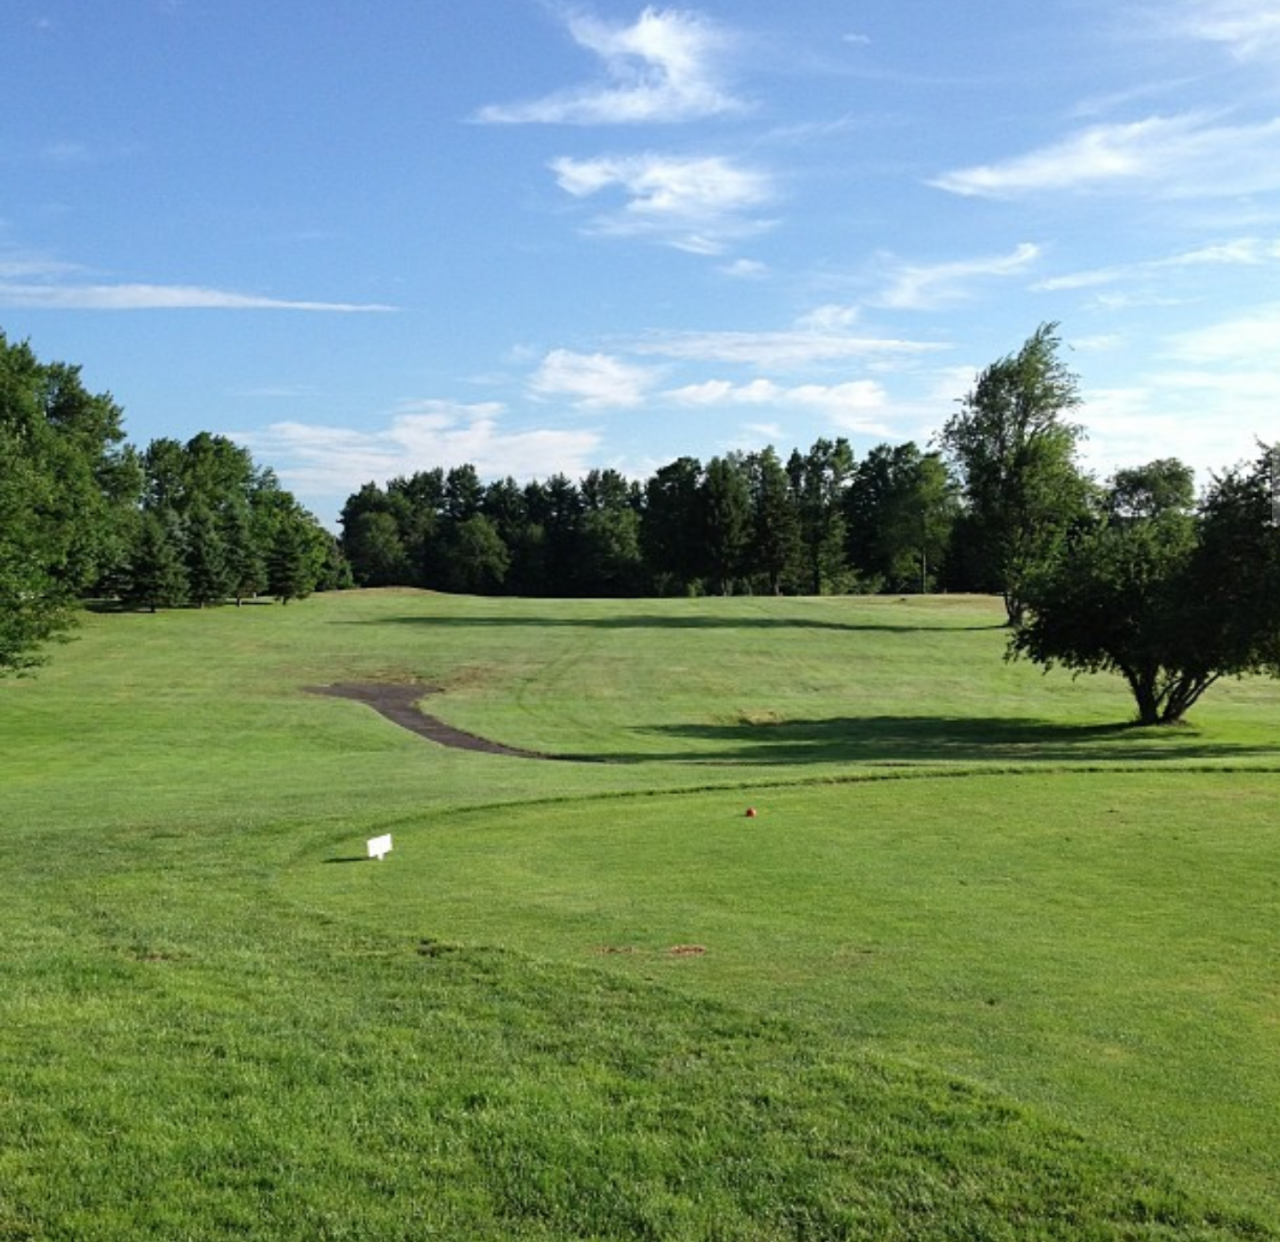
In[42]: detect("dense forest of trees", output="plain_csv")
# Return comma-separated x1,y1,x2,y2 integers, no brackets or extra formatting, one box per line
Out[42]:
337,440,965,600
5,323,1279,722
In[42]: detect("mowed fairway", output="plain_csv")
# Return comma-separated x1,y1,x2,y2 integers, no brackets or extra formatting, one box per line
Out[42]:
3,589,1279,1240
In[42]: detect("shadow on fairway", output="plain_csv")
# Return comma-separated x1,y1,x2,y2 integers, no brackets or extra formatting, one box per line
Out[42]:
598,715,1275,766
359,613,1003,634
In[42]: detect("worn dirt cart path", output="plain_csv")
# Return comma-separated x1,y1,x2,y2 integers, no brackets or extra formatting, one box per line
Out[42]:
311,682,582,760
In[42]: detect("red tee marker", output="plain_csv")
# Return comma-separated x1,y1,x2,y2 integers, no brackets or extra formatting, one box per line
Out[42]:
745,807,757,818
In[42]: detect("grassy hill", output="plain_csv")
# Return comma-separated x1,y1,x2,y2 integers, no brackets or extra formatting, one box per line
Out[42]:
3,590,1278,1239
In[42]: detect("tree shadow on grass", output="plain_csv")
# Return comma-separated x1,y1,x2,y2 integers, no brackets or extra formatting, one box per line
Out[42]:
355,613,1004,635
598,715,1275,766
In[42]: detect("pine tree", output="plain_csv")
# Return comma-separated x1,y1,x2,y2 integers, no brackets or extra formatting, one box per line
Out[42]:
184,502,233,607
124,510,189,613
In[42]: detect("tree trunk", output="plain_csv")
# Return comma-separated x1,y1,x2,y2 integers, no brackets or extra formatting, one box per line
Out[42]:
1124,668,1160,726
1158,673,1218,725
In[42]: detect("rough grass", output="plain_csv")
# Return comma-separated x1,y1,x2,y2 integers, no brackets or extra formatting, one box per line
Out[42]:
2,589,1278,1240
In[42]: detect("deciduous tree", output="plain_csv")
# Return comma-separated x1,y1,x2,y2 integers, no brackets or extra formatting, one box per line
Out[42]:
846,443,958,593
443,513,510,594
1,333,136,672
1010,451,1280,724
940,324,1091,622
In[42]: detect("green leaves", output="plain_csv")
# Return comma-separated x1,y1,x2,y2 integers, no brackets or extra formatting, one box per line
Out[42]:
1011,448,1280,724
941,323,1092,623
0,333,133,673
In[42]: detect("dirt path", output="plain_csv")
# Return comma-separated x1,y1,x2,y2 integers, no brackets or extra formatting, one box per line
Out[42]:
310,682,574,760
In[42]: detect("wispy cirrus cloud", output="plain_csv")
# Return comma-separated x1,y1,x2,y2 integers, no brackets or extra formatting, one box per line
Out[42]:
1035,235,1280,291
529,349,658,409
0,281,396,311
629,306,943,370
932,113,1280,199
1173,0,1280,59
0,253,83,280
874,242,1040,310
476,6,744,125
551,152,775,253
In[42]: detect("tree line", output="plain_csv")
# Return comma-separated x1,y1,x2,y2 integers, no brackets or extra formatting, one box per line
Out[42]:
5,323,1278,723
1,331,346,675
339,439,963,600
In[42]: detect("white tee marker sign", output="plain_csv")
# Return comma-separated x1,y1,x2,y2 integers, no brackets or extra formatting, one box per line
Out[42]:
367,833,393,861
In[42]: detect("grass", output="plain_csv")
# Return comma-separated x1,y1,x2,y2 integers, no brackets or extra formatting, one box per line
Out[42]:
2,589,1279,1239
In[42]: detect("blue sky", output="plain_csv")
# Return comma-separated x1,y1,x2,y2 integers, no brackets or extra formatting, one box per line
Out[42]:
4,1,1279,526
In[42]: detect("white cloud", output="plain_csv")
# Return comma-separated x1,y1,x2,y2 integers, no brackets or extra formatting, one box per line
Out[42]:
1071,333,1125,352
630,318,944,369
1072,306,1280,476
551,152,776,253
874,242,1040,310
743,421,786,440
719,257,769,279
796,304,860,332
1091,291,1188,311
0,281,395,311
476,6,744,125
233,402,602,513
666,376,888,421
1164,303,1280,364
1036,235,1280,291
668,378,781,405
932,114,1280,199
788,381,889,418
1174,0,1280,59
1170,237,1280,265
924,364,983,404
529,349,657,409
1035,266,1127,292
0,254,82,279
1079,385,1269,478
